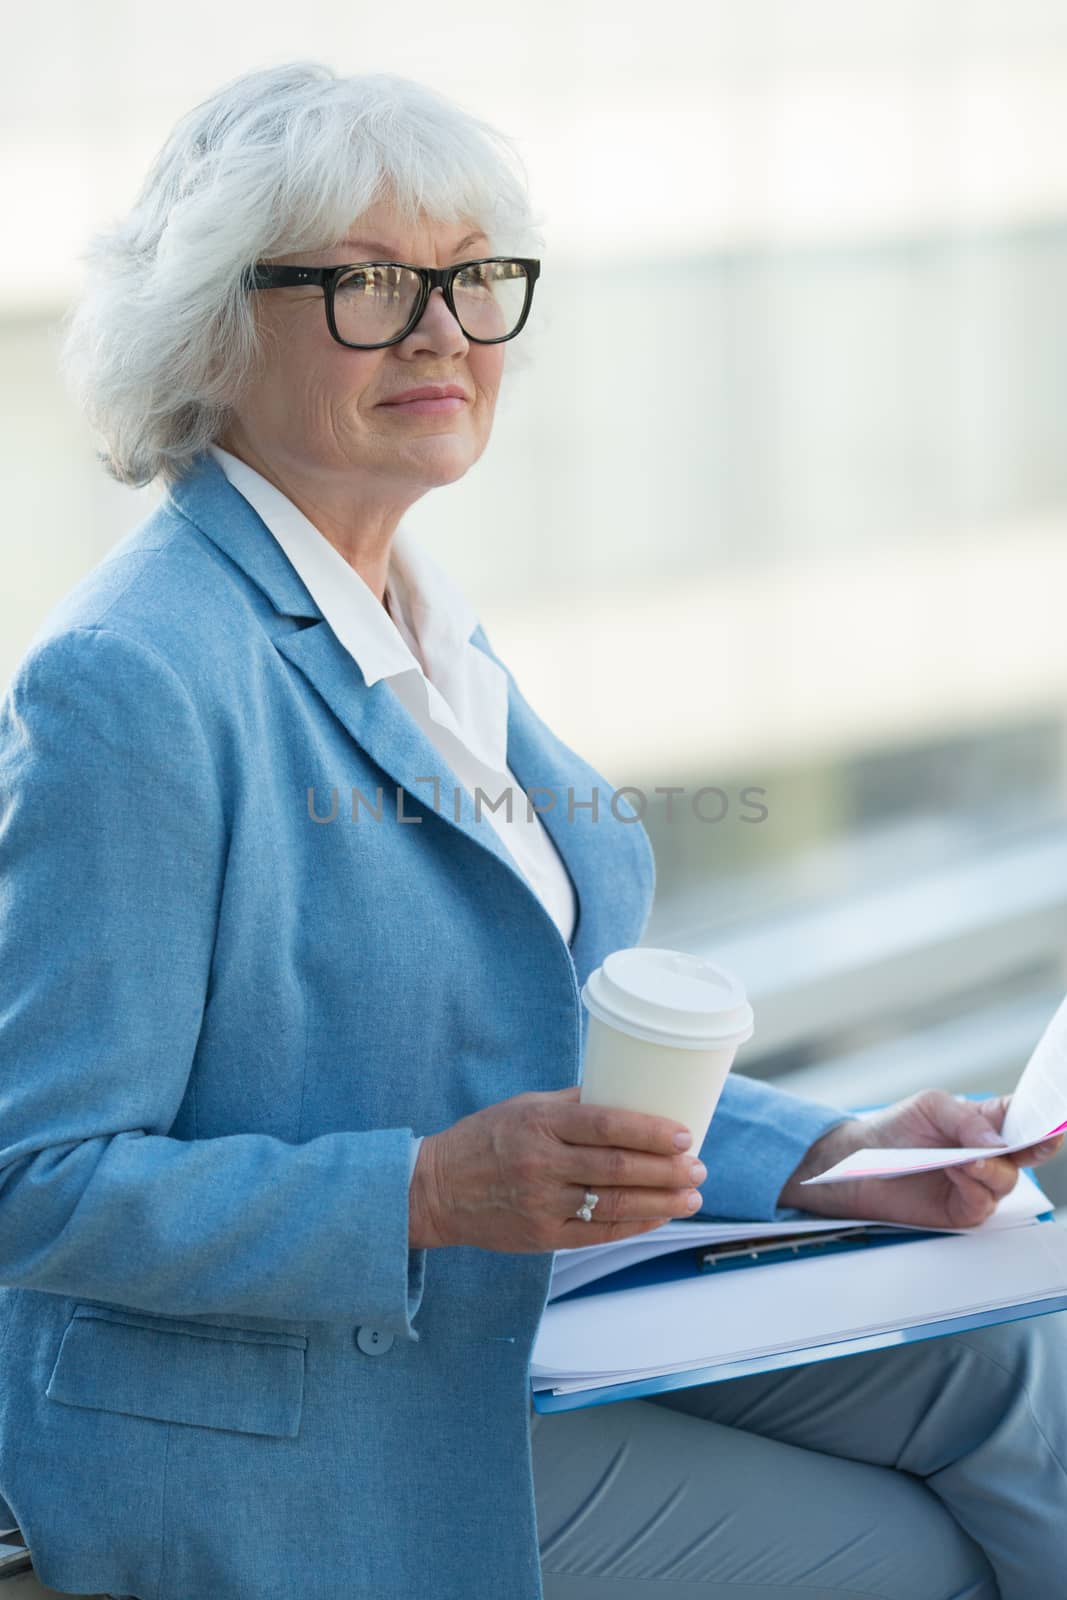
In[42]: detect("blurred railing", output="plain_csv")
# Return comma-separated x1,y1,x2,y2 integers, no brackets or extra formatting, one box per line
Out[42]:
645,816,1067,1208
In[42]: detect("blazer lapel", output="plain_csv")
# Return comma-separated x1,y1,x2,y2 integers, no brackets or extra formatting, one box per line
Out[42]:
166,450,324,623
165,452,591,953
273,618,534,885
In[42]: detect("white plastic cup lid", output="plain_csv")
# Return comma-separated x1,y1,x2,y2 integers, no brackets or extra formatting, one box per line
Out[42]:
581,947,755,1051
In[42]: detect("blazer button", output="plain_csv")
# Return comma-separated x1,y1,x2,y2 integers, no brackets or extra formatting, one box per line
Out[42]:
355,1326,394,1356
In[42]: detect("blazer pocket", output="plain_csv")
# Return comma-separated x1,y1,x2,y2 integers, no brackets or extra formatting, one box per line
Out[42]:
45,1305,307,1438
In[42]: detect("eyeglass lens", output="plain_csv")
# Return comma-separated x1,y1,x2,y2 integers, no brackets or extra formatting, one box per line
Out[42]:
332,260,528,345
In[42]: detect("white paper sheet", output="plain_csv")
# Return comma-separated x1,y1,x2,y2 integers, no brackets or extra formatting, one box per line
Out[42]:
531,1218,1067,1394
801,992,1067,1186
546,1171,1051,1299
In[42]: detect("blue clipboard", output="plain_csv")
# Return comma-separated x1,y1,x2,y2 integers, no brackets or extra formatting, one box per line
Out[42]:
532,1106,1065,1414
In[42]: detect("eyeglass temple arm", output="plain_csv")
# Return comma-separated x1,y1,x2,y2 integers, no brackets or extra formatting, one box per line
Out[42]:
243,265,329,291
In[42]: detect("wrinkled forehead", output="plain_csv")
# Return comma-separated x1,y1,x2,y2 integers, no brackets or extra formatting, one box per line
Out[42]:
324,202,490,264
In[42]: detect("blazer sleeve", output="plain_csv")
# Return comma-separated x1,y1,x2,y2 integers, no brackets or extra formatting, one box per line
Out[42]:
692,1071,854,1221
0,624,426,1336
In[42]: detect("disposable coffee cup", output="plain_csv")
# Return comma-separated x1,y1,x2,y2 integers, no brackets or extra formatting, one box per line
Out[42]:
579,947,755,1155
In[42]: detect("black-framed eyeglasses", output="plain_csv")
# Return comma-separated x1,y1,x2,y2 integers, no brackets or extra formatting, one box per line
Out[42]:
241,256,541,349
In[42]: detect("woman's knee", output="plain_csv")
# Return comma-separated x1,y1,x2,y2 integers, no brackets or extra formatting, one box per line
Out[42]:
941,1308,1067,1453
953,1306,1067,1386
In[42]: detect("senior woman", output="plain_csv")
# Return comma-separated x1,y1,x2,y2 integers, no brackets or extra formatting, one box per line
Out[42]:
0,61,1063,1600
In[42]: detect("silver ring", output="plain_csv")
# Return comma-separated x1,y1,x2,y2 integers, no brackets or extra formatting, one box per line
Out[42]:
576,1190,599,1222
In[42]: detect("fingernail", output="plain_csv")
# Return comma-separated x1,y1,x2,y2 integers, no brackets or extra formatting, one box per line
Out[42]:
673,1130,693,1150
686,1190,701,1208
979,1130,1007,1146
689,1161,707,1184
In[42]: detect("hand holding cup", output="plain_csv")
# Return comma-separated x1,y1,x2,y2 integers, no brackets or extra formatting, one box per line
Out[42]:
408,1085,708,1252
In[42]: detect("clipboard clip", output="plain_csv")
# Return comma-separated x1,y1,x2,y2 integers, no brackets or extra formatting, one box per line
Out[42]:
700,1228,879,1271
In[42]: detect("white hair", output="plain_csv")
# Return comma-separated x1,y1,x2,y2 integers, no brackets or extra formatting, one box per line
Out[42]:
59,61,548,489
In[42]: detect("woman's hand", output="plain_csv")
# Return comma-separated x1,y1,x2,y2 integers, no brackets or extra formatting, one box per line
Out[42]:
778,1088,1066,1228
408,1085,708,1252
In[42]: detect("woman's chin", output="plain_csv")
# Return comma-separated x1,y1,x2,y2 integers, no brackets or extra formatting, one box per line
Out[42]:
400,437,483,485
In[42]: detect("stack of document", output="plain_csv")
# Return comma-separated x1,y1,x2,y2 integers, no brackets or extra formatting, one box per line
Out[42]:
546,1171,1051,1301
533,1173,1066,1398
534,987,1067,1403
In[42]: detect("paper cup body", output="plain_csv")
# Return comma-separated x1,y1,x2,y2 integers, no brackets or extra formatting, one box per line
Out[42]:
580,1014,740,1153
578,947,754,1153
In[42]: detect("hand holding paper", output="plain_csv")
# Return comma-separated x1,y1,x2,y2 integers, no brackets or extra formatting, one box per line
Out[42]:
801,992,1067,1187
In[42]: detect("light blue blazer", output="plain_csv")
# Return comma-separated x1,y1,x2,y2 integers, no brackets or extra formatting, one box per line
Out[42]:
0,451,846,1600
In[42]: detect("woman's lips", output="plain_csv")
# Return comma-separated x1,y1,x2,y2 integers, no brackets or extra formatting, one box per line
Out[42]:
380,396,467,415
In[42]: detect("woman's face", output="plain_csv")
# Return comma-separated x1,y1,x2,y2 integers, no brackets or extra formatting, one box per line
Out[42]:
225,199,507,502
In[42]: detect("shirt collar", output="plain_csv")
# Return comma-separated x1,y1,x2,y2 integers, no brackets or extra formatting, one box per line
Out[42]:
206,444,509,774
207,443,478,686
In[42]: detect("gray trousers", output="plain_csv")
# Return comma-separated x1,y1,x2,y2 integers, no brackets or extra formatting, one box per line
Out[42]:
531,1308,1067,1600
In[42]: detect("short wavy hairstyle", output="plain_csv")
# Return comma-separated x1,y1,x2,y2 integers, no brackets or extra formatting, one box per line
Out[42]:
59,61,548,489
